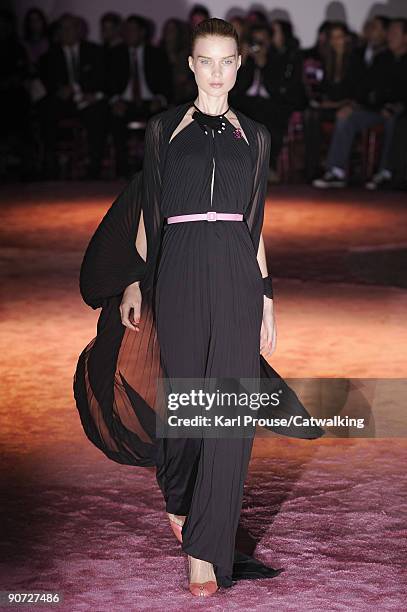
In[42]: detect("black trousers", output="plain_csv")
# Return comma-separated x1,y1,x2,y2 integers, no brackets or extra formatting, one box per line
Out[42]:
156,434,254,580
39,96,108,176
109,99,166,176
388,112,407,185
303,106,337,181
154,221,263,582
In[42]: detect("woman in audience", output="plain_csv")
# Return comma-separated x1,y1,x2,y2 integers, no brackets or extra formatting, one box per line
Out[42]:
303,21,360,180
23,7,49,68
160,18,196,104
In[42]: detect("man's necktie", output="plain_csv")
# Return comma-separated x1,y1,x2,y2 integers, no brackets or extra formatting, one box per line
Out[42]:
253,67,261,96
131,48,141,104
72,48,79,82
67,47,79,84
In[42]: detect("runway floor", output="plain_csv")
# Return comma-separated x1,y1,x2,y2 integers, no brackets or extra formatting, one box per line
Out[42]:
0,182,406,610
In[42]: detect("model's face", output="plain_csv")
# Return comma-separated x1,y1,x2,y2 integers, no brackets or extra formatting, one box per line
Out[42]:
189,35,241,96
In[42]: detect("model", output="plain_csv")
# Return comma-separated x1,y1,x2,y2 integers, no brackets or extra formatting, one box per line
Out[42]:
73,18,324,598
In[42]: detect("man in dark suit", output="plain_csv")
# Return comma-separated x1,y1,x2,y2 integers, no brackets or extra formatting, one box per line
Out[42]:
355,15,389,68
105,14,172,177
100,11,123,49
313,18,407,190
230,22,304,182
0,8,32,179
40,13,108,178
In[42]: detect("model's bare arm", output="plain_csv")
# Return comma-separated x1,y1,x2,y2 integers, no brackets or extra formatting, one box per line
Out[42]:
120,210,147,332
135,209,147,263
257,232,276,357
257,232,268,277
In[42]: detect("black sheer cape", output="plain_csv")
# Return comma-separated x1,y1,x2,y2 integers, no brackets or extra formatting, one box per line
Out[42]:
73,101,324,469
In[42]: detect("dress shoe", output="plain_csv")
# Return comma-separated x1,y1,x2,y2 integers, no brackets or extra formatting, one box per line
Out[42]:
167,512,184,543
188,555,219,597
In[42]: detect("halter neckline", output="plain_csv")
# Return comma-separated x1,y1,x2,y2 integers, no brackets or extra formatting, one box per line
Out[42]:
192,103,230,119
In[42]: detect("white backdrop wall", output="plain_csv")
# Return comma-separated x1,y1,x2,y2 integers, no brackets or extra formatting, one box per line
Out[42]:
14,0,407,48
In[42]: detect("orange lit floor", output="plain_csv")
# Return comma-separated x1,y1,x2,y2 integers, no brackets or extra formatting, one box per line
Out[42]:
0,182,406,610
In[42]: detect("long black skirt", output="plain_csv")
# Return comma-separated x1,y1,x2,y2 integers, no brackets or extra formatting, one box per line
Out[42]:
155,220,273,586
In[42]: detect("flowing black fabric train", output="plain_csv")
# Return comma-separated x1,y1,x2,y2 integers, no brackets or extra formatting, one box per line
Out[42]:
73,101,325,587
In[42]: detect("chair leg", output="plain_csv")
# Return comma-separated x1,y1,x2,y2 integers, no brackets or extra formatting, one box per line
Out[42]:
366,131,376,180
278,140,289,183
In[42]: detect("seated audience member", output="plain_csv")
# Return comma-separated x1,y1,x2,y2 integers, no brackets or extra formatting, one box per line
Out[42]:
356,15,389,66
107,14,172,177
304,22,362,180
23,7,49,81
188,4,211,29
379,111,407,189
100,12,124,108
101,12,124,98
302,21,331,102
160,18,196,104
100,11,123,49
303,20,331,63
22,7,50,177
313,18,407,189
245,10,269,27
229,15,247,41
0,9,32,178
39,13,107,178
230,20,304,182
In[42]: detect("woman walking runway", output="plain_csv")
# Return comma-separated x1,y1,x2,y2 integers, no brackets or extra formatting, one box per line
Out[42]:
74,18,324,598
154,95,265,588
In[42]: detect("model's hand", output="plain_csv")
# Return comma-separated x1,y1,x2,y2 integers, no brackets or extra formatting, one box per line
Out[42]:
120,282,142,332
260,298,276,357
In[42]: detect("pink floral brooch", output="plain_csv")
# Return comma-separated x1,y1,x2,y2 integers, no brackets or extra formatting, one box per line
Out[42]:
233,128,243,140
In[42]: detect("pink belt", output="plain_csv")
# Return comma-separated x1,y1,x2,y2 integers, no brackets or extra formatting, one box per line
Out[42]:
167,211,244,224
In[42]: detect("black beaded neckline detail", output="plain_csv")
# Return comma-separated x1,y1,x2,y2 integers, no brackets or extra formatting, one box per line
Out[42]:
192,103,230,136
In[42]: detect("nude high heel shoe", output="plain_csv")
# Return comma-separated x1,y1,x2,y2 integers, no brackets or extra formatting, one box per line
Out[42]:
167,513,184,543
188,555,219,597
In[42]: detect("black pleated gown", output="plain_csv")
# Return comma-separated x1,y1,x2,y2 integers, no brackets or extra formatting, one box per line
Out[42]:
154,113,264,585
73,101,325,591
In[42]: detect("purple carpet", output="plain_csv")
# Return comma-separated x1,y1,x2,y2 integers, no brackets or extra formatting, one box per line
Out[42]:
1,437,406,610
1,182,406,609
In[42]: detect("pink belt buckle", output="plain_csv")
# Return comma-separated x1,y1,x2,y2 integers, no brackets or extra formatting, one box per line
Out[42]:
207,211,217,222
